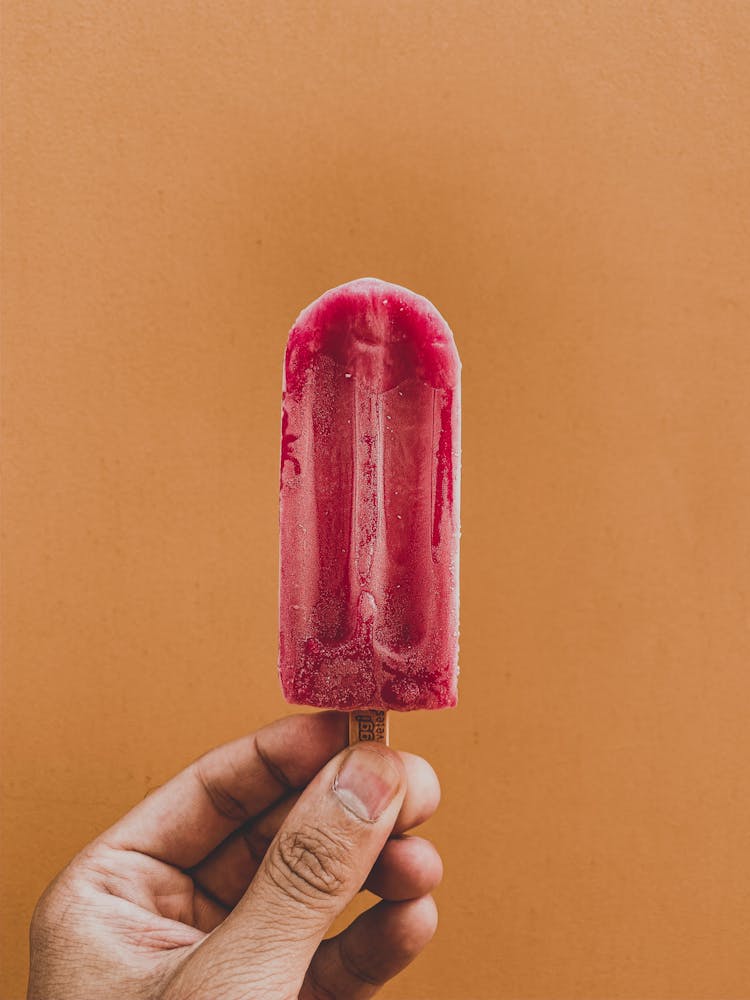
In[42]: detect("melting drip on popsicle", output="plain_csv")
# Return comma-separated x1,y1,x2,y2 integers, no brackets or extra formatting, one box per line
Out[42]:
279,277,461,711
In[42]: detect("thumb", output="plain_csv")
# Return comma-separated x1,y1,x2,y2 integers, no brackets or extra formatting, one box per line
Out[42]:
170,743,406,999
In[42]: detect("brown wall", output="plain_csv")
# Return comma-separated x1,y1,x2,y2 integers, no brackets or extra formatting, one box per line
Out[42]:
3,3,750,997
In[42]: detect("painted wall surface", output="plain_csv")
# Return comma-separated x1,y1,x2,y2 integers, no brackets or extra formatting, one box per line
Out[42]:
2,3,750,997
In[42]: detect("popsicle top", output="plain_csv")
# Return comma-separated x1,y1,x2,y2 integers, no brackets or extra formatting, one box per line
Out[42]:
284,277,461,397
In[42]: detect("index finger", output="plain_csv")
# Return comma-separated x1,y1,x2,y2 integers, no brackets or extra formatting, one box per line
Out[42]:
98,711,348,868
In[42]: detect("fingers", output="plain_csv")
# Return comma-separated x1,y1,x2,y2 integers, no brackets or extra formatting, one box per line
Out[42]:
100,712,347,867
397,752,441,830
189,752,440,908
170,745,408,999
189,793,297,908
365,835,443,901
194,818,442,912
300,896,439,1000
191,887,230,933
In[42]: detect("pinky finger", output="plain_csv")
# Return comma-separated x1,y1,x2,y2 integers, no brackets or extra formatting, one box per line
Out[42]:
299,896,438,1000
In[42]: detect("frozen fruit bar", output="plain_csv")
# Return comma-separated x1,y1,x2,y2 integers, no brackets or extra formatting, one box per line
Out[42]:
279,278,460,710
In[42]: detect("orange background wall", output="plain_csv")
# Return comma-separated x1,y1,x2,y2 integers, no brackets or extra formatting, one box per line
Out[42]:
3,3,750,997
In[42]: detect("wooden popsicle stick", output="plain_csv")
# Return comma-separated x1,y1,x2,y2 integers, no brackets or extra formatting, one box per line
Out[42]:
348,709,389,745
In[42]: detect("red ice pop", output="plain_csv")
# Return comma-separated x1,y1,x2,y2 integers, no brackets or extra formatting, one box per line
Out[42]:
279,278,460,712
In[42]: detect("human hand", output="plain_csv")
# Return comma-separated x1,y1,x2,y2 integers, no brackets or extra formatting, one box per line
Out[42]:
27,712,442,999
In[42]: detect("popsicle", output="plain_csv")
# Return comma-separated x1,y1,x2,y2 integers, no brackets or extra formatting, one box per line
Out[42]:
279,278,460,723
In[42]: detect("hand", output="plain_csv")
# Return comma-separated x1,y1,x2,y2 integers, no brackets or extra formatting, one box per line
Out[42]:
27,712,442,999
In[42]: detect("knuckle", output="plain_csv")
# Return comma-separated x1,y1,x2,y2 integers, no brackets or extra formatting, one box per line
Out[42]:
304,973,338,1000
266,825,350,903
339,936,383,986
30,873,69,939
193,757,250,823
241,823,273,866
29,896,53,943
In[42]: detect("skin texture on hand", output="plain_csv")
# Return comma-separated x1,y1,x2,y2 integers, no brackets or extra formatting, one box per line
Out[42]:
27,712,442,1000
